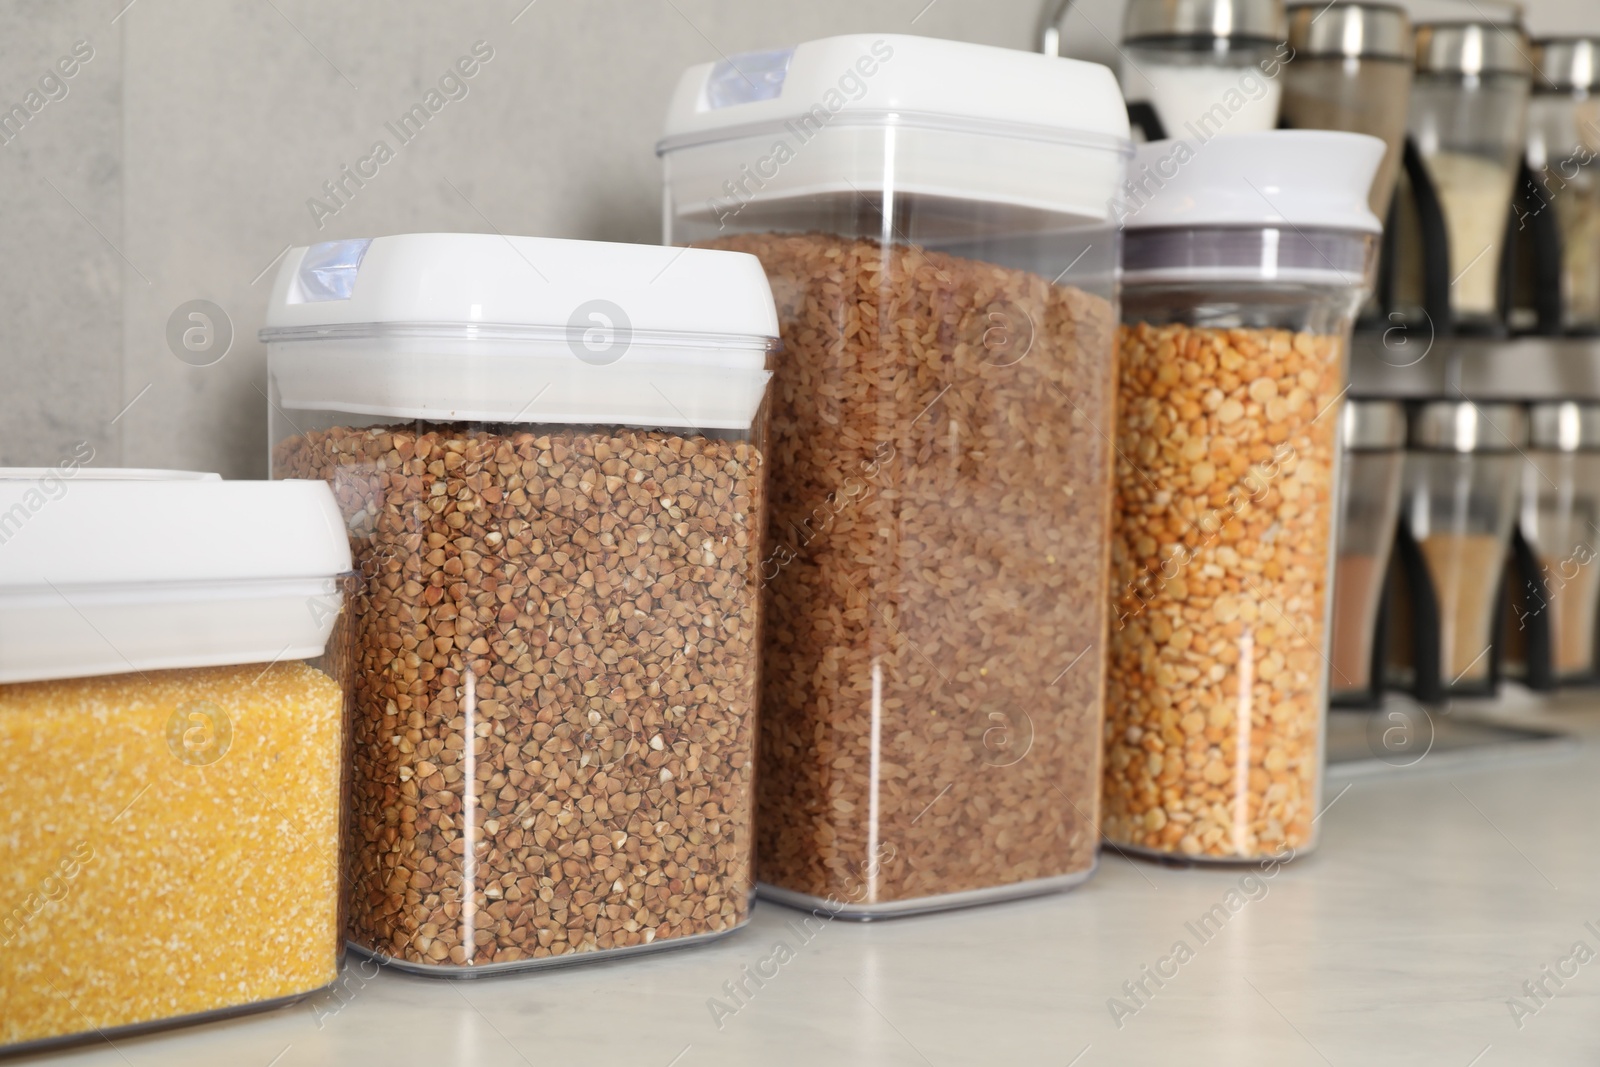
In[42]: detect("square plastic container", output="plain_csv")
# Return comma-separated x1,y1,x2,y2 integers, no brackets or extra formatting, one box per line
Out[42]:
264,233,777,972
660,34,1131,917
0,469,354,1053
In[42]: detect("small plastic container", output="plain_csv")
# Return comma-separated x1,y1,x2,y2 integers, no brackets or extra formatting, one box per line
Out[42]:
0,469,353,1053
1117,0,1288,140
1527,38,1600,333
1515,402,1600,681
660,35,1129,916
1396,21,1532,328
1103,131,1384,862
1394,402,1526,698
1330,400,1407,703
1281,3,1413,220
264,233,777,972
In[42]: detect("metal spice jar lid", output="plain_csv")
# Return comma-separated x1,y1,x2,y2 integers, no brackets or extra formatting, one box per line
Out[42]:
1533,37,1600,93
1414,22,1532,78
1287,3,1411,61
0,469,352,684
1529,401,1600,452
1342,399,1406,450
1122,0,1287,45
1409,400,1529,452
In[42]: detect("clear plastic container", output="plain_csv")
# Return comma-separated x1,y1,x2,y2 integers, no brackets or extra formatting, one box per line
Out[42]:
1103,131,1384,863
660,35,1130,916
0,470,353,1053
1117,0,1288,139
1527,39,1600,333
1517,402,1600,680
1395,22,1532,328
1281,3,1413,220
264,234,777,971
1397,402,1526,696
1330,401,1406,702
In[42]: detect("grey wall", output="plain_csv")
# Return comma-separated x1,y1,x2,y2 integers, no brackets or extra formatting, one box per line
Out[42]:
2,0,1596,478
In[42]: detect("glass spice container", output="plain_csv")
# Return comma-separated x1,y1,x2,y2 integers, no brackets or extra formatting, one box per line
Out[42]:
1399,401,1527,695
265,233,777,973
1104,130,1384,863
1118,0,1289,140
1527,38,1600,333
1517,402,1600,681
1281,2,1413,220
0,470,353,1053
1330,400,1406,703
660,34,1129,916
1396,21,1533,329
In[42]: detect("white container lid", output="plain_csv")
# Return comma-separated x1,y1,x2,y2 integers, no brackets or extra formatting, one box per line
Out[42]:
1122,131,1386,233
657,34,1133,232
262,234,777,431
0,470,353,684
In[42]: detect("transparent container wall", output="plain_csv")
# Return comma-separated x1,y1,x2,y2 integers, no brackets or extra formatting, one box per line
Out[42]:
271,404,766,970
1527,94,1600,331
0,646,351,1052
1401,451,1520,686
1105,281,1366,863
1331,451,1404,697
1519,451,1600,678
1395,72,1530,327
666,142,1117,914
1119,40,1286,139
1280,57,1412,220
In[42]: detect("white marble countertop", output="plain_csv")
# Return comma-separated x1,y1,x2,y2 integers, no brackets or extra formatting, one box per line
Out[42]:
22,693,1600,1067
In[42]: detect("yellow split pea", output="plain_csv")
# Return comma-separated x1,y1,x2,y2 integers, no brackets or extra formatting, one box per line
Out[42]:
1104,322,1342,860
0,662,344,1049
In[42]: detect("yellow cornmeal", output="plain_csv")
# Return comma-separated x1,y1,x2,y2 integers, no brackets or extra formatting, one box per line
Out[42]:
0,662,345,1049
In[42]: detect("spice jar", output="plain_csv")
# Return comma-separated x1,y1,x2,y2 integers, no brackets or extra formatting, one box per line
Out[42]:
660,35,1129,915
1515,402,1600,682
264,234,777,972
1396,21,1533,329
0,469,353,1053
1104,131,1384,862
1396,402,1526,698
1527,38,1600,333
1281,3,1413,220
1117,0,1288,140
1330,401,1406,704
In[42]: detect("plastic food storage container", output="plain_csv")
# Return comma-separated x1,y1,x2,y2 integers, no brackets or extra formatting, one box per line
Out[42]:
1282,3,1413,219
1330,401,1406,704
659,35,1129,916
1527,38,1600,333
0,469,353,1053
1515,402,1600,682
1104,131,1384,862
264,233,777,972
1113,0,1287,140
1394,402,1526,699
1395,21,1532,329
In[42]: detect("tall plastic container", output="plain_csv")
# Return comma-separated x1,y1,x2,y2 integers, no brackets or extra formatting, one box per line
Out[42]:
1103,131,1384,862
264,234,777,971
0,470,353,1053
660,35,1130,916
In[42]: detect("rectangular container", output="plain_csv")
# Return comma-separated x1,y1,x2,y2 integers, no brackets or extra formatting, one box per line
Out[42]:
0,469,353,1053
660,35,1131,916
264,234,777,971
